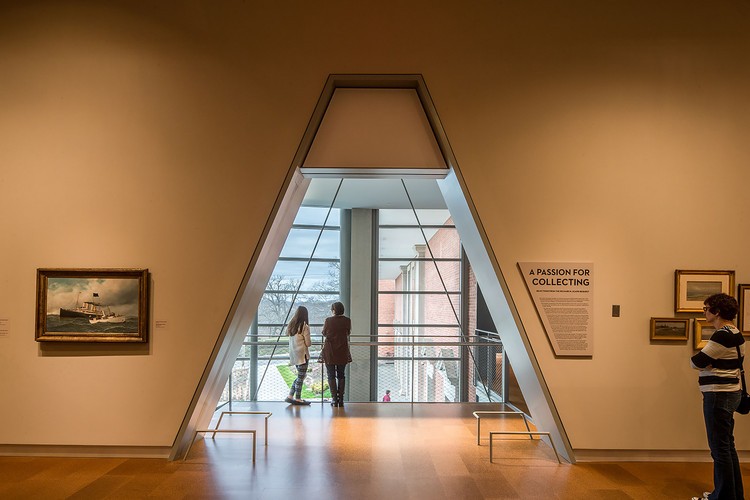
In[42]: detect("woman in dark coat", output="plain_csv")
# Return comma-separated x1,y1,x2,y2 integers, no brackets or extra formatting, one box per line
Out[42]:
321,301,351,407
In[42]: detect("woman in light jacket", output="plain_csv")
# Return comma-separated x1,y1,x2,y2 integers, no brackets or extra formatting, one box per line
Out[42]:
286,306,312,405
321,301,352,407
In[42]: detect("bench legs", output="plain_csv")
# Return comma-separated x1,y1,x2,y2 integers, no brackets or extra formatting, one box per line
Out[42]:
473,410,532,446
489,431,561,464
184,429,257,462
212,411,271,446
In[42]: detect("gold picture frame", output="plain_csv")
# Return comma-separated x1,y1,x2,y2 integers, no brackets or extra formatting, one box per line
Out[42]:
738,284,750,336
675,270,735,313
650,317,689,342
35,268,150,343
694,319,716,350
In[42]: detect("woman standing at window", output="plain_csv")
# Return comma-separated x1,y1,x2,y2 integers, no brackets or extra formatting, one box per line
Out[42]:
286,306,312,406
322,301,352,408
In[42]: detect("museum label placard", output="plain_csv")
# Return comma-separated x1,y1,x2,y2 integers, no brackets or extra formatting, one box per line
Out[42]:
518,262,593,357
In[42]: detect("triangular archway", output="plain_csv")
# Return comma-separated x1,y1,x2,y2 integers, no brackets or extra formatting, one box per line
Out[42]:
170,75,574,463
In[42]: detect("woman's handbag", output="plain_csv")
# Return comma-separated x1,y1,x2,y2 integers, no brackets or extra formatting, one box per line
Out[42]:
738,393,750,415
736,346,750,414
317,339,326,364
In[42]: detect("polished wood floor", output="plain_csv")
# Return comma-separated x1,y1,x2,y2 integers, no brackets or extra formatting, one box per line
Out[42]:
0,402,745,499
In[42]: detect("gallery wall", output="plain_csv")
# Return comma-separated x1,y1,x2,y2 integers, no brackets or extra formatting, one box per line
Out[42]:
1,0,749,457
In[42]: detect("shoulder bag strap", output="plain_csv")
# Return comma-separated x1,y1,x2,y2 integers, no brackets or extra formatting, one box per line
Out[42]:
736,345,747,394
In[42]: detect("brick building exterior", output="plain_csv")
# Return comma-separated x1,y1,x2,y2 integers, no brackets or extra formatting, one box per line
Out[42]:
376,216,494,402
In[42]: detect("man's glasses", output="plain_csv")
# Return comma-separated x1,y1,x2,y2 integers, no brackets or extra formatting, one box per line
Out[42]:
703,306,710,312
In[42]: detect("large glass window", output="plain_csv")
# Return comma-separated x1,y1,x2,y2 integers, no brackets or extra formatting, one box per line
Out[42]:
220,206,340,405
221,181,506,406
376,208,505,404
376,209,463,402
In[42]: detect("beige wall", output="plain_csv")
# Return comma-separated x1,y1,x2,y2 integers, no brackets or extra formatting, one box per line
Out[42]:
1,0,750,455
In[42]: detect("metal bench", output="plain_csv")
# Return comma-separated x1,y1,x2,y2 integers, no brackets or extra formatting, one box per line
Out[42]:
211,411,272,445
183,411,272,462
184,429,256,462
472,410,532,445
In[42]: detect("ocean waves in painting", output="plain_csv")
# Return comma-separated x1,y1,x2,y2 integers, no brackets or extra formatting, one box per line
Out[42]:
46,315,138,334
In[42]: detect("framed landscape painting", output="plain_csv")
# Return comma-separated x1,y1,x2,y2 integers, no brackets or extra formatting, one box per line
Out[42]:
675,270,735,313
650,317,689,342
738,284,750,336
694,319,716,350
36,268,150,343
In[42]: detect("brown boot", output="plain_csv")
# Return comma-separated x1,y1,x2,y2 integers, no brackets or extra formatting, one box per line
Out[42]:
328,377,338,407
336,379,345,407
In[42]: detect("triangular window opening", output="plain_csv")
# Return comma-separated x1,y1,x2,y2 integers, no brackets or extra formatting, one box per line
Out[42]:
171,76,573,464
219,177,523,407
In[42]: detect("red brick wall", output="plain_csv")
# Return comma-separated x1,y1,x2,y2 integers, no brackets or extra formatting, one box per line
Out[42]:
377,215,482,401
422,219,460,358
378,278,395,357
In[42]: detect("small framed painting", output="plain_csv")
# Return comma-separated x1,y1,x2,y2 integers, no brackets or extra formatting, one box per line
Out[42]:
36,268,150,343
694,319,716,350
738,284,750,336
675,270,735,313
650,317,689,342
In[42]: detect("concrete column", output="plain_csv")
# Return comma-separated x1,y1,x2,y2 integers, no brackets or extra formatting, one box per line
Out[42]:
348,208,373,401
339,210,351,314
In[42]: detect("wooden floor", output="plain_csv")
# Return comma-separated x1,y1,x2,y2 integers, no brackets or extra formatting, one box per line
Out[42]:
0,402,745,499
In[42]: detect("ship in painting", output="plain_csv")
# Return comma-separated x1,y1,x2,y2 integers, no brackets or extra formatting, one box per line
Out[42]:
59,292,126,323
88,307,126,324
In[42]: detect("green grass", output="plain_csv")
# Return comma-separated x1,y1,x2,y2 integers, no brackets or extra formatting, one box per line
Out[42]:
277,365,330,398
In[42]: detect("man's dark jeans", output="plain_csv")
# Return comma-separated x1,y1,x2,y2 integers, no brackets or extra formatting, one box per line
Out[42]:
702,391,743,500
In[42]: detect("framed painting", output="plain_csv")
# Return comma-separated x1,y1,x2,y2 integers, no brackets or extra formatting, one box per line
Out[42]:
36,268,150,343
694,319,716,350
675,270,735,313
650,317,689,342
738,284,750,336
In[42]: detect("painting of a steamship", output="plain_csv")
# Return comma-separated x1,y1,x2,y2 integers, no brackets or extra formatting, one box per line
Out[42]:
60,292,127,324
36,268,149,343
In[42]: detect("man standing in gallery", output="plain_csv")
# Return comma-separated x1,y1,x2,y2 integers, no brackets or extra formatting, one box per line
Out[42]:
691,293,745,500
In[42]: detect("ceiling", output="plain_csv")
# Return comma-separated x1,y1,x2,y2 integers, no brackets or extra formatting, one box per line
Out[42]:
302,178,447,209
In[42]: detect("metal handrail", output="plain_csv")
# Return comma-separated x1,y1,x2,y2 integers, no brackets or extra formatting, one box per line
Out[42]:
246,343,498,348
224,325,506,407
245,333,502,339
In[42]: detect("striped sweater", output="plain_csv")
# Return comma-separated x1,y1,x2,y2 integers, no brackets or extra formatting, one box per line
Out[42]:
690,325,745,392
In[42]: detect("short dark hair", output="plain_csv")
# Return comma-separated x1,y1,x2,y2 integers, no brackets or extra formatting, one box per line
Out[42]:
331,301,345,315
704,293,738,321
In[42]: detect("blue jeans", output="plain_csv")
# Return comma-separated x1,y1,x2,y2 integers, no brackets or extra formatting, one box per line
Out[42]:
702,391,743,500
